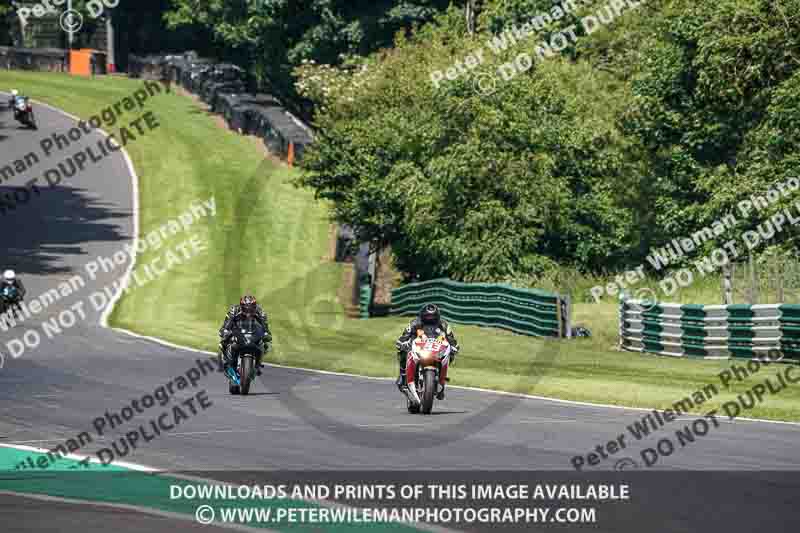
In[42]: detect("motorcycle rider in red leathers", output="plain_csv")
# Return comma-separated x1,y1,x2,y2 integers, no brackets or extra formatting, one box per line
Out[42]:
395,303,459,400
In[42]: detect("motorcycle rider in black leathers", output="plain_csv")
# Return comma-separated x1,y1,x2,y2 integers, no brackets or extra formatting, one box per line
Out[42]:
2,270,26,316
8,89,20,112
8,89,27,121
218,295,272,376
395,303,459,400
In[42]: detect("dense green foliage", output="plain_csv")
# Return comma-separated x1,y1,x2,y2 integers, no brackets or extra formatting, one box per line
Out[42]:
296,0,800,283
0,3,13,46
1,0,207,60
298,16,634,281
165,0,452,116
7,0,800,285
619,1,800,253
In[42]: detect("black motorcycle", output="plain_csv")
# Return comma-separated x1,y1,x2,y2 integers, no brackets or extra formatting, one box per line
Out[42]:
12,97,37,130
221,317,266,395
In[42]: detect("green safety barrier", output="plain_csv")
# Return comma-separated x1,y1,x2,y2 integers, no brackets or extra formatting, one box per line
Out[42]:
619,294,800,362
359,284,372,320
388,278,570,338
779,304,800,360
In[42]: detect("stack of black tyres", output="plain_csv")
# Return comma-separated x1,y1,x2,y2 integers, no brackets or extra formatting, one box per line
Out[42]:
282,123,314,162
200,64,246,104
206,82,247,111
228,94,282,135
183,61,213,93
162,54,187,84
251,105,303,157
128,55,159,80
216,93,243,128
131,51,313,162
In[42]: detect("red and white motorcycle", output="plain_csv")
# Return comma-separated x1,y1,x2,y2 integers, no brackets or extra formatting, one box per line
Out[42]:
404,328,451,414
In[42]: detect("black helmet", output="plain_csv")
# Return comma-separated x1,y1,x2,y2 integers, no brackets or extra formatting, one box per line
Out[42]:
240,295,258,316
419,303,440,326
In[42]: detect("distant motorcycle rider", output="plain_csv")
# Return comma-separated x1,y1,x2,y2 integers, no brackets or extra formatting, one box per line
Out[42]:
8,89,33,127
1,270,26,315
8,89,22,115
395,303,459,399
218,295,272,376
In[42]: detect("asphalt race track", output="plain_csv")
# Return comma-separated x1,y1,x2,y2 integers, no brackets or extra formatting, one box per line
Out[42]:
1,96,799,533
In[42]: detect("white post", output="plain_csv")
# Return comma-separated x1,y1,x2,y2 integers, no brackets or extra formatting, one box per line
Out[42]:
466,0,476,35
106,12,115,73
723,264,733,305
67,0,73,49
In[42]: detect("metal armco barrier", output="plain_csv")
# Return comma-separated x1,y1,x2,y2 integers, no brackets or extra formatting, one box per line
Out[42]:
619,296,800,361
0,47,67,72
390,278,569,338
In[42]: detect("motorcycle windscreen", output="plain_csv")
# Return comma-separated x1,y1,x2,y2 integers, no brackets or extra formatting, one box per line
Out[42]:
238,317,264,339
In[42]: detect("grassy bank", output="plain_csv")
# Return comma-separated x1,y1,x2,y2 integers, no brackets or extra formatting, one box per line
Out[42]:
3,70,797,422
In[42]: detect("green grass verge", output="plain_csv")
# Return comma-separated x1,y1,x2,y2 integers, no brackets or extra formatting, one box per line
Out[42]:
2,71,798,422
0,448,419,531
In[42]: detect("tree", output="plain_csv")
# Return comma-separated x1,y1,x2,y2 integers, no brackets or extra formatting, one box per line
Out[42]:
165,0,455,117
297,8,636,282
619,0,800,260
0,4,13,46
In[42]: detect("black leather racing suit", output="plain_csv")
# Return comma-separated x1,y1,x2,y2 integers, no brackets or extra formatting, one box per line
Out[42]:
1,279,26,313
218,305,272,369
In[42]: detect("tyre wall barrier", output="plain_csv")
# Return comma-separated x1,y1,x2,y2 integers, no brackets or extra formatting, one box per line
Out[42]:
389,278,571,338
127,54,168,80
207,83,246,110
218,93,281,135
619,296,800,361
129,52,314,165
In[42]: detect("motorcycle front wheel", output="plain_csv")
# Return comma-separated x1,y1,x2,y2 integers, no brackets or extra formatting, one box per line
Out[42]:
421,369,436,414
240,356,254,395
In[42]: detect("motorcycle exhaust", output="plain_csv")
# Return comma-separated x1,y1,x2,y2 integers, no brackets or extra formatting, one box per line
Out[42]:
406,381,422,406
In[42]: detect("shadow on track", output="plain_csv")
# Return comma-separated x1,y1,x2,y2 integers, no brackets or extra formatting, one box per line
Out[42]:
0,185,131,275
